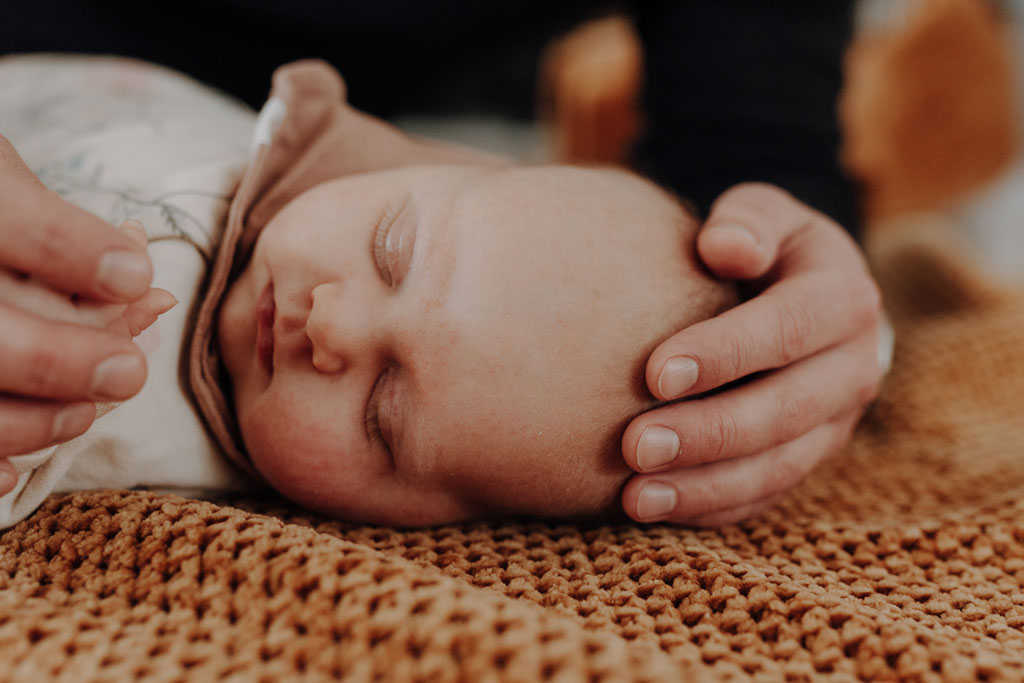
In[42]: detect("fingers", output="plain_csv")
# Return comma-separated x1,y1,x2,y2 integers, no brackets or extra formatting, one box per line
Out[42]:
0,167,152,301
0,268,127,328
680,496,780,529
0,276,171,335
0,396,95,457
623,182,880,528
621,412,859,525
0,220,160,331
648,227,881,402
0,302,147,401
626,333,880,471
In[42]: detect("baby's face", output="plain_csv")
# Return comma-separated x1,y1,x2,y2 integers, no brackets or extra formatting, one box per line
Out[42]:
218,165,711,525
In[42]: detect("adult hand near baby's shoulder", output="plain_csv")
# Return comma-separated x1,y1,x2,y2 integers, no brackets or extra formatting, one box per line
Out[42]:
0,136,153,302
0,136,160,490
620,182,884,526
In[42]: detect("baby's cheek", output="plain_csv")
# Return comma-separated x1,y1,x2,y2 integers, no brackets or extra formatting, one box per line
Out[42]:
441,408,631,517
242,402,336,502
242,394,403,517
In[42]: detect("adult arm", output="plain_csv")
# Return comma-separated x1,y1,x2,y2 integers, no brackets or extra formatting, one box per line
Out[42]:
0,136,164,492
621,1,884,525
631,0,859,235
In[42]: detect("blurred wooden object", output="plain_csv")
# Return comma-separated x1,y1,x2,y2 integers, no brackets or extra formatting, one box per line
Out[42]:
542,1,1019,222
539,16,643,165
841,0,1019,219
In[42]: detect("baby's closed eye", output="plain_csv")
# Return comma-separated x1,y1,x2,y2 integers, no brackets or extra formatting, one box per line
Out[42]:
371,197,416,287
365,365,400,469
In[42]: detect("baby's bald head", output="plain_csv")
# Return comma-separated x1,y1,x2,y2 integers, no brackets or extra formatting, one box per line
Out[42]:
451,165,737,519
221,163,737,525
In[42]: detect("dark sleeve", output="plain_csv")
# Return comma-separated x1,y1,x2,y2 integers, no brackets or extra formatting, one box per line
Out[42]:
631,1,861,238
0,0,575,118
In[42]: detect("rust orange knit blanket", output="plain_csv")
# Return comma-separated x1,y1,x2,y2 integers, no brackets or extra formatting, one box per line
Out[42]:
1,218,1022,682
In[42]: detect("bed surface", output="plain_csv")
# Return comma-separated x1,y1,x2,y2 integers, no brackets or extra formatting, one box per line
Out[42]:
2,220,1023,682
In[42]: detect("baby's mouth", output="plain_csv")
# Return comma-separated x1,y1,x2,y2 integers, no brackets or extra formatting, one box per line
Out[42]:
256,281,276,374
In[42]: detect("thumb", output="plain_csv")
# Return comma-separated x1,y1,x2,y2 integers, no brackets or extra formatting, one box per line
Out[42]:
698,182,811,280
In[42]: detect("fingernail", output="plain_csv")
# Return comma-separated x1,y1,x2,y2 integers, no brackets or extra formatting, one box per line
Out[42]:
161,290,179,309
658,356,699,399
709,223,757,246
636,482,677,521
119,219,149,247
91,353,144,399
637,425,680,471
97,250,150,299
51,402,95,442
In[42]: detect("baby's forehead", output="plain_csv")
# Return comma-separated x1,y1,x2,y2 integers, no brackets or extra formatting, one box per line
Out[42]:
455,166,696,256
472,165,693,228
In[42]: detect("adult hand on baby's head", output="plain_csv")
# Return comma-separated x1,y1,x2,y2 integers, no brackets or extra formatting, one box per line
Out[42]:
621,183,884,527
0,136,168,494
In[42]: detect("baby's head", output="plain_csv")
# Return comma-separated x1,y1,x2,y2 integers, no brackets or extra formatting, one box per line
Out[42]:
218,164,735,525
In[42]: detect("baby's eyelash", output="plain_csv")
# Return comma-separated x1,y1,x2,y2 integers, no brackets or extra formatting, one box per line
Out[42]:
365,409,385,449
372,205,398,286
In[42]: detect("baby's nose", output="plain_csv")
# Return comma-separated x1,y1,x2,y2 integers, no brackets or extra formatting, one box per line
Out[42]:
306,283,347,374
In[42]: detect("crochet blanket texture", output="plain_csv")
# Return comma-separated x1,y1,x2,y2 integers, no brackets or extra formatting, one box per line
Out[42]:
1,219,1022,682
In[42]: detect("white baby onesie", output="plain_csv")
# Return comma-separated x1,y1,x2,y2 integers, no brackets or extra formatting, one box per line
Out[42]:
0,55,259,528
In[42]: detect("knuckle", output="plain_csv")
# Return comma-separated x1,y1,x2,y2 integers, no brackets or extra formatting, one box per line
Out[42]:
24,343,69,396
708,332,751,386
700,409,741,463
775,300,815,365
771,389,814,444
24,202,69,268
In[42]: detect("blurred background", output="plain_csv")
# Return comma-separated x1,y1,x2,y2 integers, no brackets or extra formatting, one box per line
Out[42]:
400,0,1024,282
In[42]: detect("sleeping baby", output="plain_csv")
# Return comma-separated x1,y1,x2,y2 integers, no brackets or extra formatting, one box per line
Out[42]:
0,56,733,527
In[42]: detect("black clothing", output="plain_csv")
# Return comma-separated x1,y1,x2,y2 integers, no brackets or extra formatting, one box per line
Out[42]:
1,1,859,235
